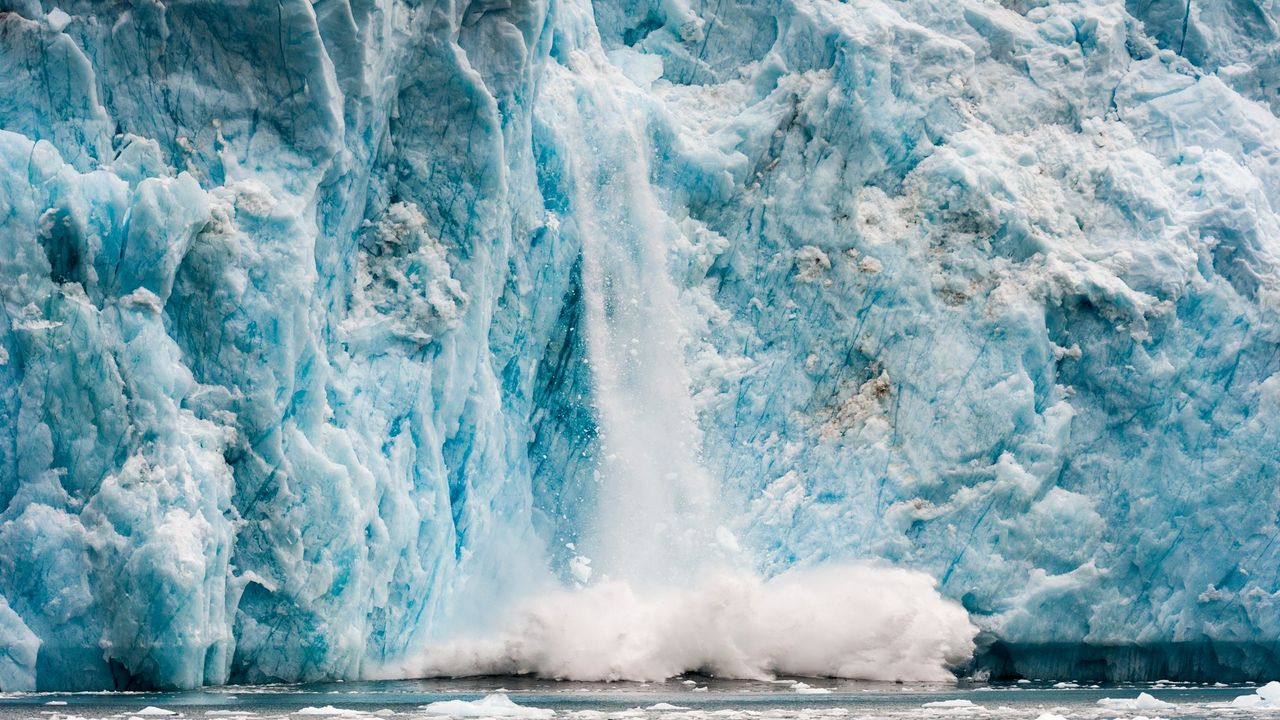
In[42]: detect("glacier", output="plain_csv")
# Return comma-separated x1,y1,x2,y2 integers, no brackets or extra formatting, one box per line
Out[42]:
1,0,1280,691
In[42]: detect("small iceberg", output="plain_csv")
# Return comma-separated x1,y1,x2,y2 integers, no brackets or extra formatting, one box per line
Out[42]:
923,700,978,708
1097,693,1173,711
420,694,555,718
1229,682,1280,709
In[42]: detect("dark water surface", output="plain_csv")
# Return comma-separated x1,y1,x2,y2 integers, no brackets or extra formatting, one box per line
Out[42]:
0,678,1269,720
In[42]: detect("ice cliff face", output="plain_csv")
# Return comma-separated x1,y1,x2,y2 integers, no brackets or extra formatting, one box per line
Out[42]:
1,0,1279,691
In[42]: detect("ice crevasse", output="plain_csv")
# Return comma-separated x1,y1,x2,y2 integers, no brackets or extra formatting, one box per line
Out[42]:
1,0,1279,691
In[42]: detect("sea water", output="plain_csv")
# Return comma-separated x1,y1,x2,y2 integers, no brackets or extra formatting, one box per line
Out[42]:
0,680,1272,720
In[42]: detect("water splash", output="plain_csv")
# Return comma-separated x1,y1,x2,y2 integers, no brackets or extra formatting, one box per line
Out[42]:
400,564,975,682
388,10,976,682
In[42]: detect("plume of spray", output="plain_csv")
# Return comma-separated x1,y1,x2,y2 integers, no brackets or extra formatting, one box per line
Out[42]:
390,7,976,683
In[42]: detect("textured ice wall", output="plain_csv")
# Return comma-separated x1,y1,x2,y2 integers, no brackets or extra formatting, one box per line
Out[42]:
642,0,1280,681
0,0,1278,690
0,0,564,689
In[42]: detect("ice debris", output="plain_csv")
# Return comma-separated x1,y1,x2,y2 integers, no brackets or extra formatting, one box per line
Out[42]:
419,694,555,718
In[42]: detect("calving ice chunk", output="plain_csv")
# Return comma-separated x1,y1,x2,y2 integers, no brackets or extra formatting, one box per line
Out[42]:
0,0,1277,692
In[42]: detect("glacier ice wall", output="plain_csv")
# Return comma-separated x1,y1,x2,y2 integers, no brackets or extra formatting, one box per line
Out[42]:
0,0,1278,689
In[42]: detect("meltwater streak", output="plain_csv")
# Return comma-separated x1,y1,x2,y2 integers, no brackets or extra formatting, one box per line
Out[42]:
394,10,976,682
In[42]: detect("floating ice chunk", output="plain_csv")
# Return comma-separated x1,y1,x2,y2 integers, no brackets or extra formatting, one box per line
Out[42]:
1230,682,1280,708
792,682,832,694
135,708,177,716
1052,683,1079,689
293,708,368,716
1097,693,1173,710
922,700,978,708
1231,694,1267,709
45,701,67,706
420,694,554,718
645,704,690,710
